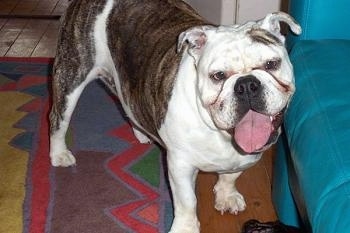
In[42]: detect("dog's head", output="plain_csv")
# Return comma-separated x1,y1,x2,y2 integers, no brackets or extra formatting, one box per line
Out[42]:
178,12,301,154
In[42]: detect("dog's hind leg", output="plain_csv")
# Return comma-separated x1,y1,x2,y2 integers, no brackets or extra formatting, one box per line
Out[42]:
49,67,100,167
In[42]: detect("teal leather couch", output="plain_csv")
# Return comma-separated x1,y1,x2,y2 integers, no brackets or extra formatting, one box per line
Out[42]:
272,0,350,232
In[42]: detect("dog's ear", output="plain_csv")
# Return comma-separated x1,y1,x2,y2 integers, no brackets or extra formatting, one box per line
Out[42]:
177,26,213,56
258,12,301,44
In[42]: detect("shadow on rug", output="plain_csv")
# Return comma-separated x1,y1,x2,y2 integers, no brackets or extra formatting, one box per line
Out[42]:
0,57,173,233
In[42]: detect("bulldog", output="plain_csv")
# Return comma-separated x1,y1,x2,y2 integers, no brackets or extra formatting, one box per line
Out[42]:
49,0,301,232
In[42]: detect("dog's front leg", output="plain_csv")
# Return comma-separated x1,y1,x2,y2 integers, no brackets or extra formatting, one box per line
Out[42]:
167,154,200,233
214,172,246,215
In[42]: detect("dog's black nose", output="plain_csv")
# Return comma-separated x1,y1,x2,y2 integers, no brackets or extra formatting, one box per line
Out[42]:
234,75,262,100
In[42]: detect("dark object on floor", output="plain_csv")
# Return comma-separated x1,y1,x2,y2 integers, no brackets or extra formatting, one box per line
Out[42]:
241,219,304,233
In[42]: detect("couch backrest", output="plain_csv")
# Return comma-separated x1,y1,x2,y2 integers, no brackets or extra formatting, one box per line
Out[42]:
287,0,350,48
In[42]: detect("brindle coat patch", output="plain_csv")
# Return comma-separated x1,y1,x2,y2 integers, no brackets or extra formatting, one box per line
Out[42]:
247,28,282,45
106,0,209,139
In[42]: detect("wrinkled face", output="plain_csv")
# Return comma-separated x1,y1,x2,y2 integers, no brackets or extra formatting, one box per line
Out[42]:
195,26,295,154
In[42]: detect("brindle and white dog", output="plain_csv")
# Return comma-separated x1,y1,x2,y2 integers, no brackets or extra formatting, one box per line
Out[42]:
49,0,301,232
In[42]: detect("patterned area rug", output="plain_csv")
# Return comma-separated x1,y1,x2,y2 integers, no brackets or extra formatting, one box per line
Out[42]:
0,57,173,233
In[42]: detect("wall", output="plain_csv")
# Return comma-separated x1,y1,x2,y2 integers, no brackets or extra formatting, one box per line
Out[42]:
184,0,286,25
183,0,236,25
236,0,282,23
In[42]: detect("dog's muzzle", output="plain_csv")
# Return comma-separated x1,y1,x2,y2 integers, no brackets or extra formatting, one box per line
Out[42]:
228,75,285,154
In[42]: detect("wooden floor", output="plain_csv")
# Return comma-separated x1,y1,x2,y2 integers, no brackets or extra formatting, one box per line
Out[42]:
0,0,277,232
0,0,68,57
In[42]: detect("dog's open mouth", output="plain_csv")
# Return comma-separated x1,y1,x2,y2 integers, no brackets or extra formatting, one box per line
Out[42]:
230,109,284,154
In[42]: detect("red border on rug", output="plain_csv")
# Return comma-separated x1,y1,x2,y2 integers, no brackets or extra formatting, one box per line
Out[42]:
29,99,51,233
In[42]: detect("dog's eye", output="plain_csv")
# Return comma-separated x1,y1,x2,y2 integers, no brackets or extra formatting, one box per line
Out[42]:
265,59,281,71
210,71,227,81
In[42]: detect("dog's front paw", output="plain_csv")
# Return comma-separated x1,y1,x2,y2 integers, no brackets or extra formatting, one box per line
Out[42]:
50,150,76,167
214,186,246,215
168,228,199,233
168,214,200,233
168,220,200,233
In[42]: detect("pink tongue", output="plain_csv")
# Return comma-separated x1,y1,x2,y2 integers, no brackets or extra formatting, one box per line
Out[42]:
234,110,273,154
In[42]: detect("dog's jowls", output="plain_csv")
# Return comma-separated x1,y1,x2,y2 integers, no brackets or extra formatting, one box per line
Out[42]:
49,0,301,232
